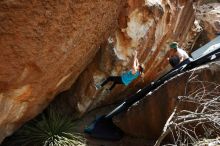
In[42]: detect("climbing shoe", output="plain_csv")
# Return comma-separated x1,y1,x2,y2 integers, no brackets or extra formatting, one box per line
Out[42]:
95,84,102,90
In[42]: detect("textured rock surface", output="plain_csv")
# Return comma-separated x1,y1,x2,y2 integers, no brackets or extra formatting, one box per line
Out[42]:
196,3,220,39
0,0,124,142
191,3,220,52
0,0,219,143
200,3,220,32
113,61,220,139
64,0,202,115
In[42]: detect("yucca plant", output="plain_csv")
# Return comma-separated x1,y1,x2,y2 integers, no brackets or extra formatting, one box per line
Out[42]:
3,108,85,146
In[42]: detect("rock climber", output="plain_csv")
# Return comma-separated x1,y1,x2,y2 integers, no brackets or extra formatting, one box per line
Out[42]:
95,51,144,92
167,42,192,68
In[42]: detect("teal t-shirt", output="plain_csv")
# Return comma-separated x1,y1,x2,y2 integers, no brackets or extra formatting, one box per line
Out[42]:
121,70,140,86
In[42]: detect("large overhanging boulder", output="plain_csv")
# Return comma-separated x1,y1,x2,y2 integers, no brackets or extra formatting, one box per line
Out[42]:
0,0,125,143
113,61,220,139
59,0,208,116
0,0,219,143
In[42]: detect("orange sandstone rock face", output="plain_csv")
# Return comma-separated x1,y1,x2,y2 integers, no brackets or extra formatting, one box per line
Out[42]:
0,0,219,143
68,0,202,115
0,0,125,142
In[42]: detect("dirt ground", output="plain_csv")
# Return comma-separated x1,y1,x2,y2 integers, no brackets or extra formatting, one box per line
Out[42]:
74,104,155,146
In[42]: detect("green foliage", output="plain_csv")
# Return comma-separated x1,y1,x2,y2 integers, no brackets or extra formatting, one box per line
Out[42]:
3,109,85,146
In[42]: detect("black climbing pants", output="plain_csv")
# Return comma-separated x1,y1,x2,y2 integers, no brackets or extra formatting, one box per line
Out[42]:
169,56,180,68
101,76,124,91
169,56,193,68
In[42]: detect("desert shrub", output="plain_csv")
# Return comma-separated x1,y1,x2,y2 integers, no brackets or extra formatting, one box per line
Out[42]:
2,108,85,146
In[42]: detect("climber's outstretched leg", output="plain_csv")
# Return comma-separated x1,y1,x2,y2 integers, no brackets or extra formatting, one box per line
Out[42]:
95,76,123,91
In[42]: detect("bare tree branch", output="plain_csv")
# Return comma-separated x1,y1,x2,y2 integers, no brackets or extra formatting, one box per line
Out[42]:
154,74,220,146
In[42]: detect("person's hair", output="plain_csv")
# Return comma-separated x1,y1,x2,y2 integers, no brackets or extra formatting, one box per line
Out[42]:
138,64,144,74
169,42,178,49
